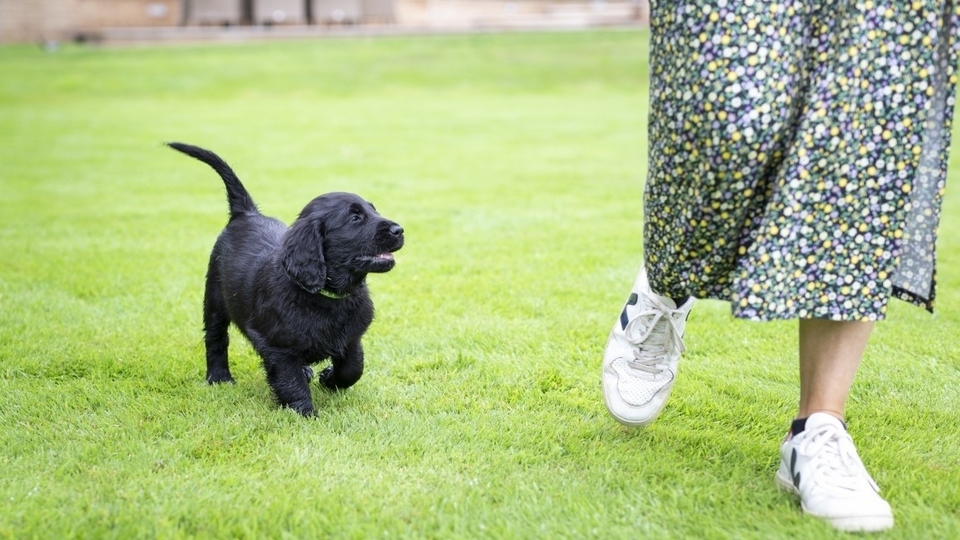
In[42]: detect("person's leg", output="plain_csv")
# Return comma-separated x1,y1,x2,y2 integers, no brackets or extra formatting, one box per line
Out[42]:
797,319,874,420
775,318,893,532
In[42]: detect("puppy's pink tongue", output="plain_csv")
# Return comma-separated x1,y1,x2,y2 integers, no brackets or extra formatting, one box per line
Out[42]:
378,253,395,260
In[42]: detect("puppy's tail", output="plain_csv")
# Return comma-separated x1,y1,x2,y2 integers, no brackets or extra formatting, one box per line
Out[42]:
167,142,258,217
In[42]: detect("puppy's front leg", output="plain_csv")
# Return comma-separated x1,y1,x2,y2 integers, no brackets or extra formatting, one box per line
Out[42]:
262,351,315,416
246,330,314,416
320,340,364,390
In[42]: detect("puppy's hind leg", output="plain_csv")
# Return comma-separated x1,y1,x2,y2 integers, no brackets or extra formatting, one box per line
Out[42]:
203,274,234,384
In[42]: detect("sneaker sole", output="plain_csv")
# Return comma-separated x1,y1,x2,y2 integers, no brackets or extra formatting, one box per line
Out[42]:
601,386,667,427
821,515,894,533
774,471,894,532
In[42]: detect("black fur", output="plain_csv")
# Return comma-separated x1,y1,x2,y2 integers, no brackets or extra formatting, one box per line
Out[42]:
168,142,404,416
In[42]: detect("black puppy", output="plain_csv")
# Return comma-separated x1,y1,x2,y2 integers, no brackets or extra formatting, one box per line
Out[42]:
168,143,404,416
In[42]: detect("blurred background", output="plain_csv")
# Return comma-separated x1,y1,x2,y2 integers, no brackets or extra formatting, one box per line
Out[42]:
0,0,650,44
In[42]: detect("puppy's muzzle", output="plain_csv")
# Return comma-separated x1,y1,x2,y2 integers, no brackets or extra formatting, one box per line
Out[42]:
359,221,404,272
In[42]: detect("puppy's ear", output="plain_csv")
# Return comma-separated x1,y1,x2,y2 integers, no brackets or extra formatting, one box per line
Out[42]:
282,218,326,294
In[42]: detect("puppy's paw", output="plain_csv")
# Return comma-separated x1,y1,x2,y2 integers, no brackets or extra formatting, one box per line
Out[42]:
286,400,316,417
206,370,235,384
318,366,337,390
318,365,362,390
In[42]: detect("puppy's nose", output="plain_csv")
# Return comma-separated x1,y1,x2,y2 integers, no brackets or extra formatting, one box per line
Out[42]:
389,224,404,236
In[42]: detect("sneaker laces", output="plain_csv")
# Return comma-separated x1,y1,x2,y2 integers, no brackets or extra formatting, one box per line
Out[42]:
623,295,687,375
797,422,880,493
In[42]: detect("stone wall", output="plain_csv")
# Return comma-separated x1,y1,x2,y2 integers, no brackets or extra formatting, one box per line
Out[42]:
0,0,180,42
0,0,646,43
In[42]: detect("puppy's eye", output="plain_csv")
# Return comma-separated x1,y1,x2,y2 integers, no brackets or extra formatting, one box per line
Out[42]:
351,214,363,223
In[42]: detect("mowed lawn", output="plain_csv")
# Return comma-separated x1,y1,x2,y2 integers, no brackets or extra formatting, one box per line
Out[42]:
1,30,958,539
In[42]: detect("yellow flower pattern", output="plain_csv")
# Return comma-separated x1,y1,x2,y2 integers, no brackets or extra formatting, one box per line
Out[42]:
643,0,960,320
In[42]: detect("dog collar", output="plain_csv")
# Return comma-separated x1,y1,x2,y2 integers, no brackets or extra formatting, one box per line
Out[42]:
318,288,350,300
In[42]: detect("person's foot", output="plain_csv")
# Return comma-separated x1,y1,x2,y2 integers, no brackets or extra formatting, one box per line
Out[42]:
601,266,694,426
775,412,894,532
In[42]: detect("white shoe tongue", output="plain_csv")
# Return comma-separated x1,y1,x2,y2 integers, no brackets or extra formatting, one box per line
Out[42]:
652,292,677,310
805,412,846,430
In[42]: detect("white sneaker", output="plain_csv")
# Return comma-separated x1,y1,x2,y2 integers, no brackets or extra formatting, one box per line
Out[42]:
775,412,894,532
601,266,694,426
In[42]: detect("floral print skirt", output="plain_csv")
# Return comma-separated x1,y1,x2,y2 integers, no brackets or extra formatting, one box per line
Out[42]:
643,0,960,320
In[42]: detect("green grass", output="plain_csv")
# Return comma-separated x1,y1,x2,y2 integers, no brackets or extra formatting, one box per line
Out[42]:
1,30,958,539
